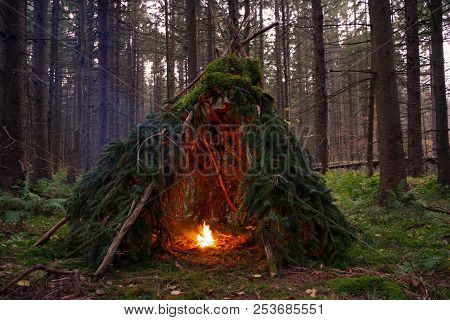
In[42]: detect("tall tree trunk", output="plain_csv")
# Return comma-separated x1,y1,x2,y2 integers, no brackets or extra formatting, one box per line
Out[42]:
311,0,328,172
68,0,87,184
84,0,95,170
405,0,424,176
31,0,52,180
186,0,198,82
206,0,216,62
109,0,121,142
274,0,284,110
258,0,264,72
153,25,163,111
228,0,239,40
366,77,375,177
0,0,27,190
368,0,406,201
98,0,110,151
243,0,250,54
429,0,449,187
165,0,175,98
281,0,291,121
49,0,61,171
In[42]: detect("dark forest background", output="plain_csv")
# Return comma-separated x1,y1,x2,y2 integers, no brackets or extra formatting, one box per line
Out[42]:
0,0,449,197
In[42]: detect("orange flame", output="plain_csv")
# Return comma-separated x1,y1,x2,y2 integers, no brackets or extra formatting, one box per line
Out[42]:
196,221,216,248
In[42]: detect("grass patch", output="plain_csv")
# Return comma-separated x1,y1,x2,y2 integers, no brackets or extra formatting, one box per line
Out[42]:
330,276,405,299
1,169,448,299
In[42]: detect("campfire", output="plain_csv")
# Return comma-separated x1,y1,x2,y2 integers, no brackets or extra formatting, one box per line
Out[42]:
196,222,216,248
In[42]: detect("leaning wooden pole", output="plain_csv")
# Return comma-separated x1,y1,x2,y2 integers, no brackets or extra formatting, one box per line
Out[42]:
33,217,68,247
95,184,154,276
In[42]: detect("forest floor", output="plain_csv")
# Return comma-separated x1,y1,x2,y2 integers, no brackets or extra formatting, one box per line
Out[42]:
0,170,448,300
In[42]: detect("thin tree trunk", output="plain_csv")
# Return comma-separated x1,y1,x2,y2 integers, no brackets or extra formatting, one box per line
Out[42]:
0,0,27,190
368,0,406,201
405,0,424,176
31,0,52,180
311,0,328,172
429,0,449,187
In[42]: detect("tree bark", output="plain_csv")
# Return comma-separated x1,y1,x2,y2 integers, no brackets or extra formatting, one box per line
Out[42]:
31,0,52,181
311,0,328,172
405,0,424,176
186,0,198,82
368,0,406,201
429,0,449,187
0,0,27,191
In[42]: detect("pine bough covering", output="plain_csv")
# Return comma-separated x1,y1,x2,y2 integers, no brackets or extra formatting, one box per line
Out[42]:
67,55,355,268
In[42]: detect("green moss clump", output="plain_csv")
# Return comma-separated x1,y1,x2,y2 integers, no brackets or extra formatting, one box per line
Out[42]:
174,55,263,111
330,276,405,299
204,55,262,85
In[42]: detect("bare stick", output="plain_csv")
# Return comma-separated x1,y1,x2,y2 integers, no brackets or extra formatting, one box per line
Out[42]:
241,21,279,47
262,235,277,277
33,217,68,247
422,204,450,215
181,111,194,134
0,264,79,296
94,184,154,276
201,134,238,212
164,71,204,105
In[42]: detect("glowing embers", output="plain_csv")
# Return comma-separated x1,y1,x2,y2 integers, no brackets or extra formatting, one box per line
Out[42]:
196,221,216,248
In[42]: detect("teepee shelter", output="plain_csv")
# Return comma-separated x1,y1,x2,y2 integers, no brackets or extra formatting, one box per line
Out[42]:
54,54,355,276
34,19,355,276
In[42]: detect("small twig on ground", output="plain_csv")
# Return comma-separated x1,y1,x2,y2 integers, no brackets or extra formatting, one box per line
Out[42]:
0,264,81,296
421,204,450,215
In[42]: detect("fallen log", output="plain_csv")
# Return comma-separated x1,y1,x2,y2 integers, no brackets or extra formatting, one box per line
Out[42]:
94,184,154,276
